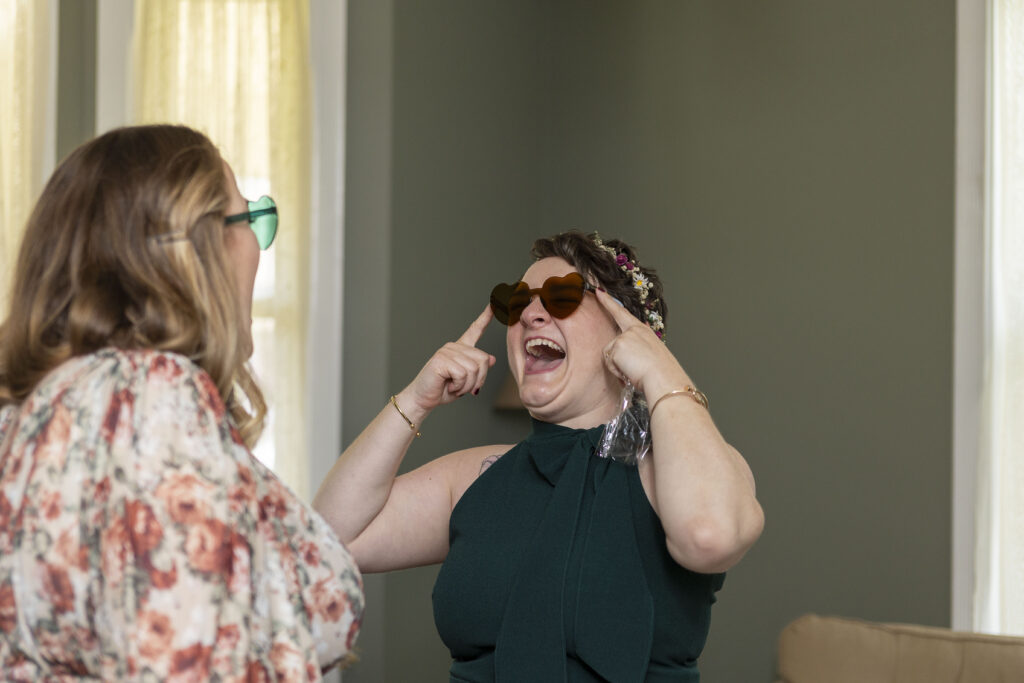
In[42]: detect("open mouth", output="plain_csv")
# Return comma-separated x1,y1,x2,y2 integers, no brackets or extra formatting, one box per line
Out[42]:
524,337,566,374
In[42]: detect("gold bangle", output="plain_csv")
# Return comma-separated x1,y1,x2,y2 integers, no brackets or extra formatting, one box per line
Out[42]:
390,395,421,437
650,386,709,415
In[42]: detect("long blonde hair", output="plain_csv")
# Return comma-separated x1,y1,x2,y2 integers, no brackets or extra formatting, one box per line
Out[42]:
0,124,266,446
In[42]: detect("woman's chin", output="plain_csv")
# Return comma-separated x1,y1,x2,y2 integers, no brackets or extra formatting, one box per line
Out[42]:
517,372,561,403
518,388,557,417
519,389,583,426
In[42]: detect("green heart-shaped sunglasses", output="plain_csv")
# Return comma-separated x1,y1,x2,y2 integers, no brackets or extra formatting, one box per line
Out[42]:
150,195,278,250
225,195,278,250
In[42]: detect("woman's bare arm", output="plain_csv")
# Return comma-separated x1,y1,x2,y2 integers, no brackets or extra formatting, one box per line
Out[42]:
338,443,511,572
596,290,764,574
313,307,502,572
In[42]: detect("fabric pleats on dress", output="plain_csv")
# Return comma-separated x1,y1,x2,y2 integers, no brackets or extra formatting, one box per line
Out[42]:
434,418,721,683
494,424,654,683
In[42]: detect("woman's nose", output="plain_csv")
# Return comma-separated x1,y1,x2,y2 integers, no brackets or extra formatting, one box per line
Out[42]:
519,294,549,326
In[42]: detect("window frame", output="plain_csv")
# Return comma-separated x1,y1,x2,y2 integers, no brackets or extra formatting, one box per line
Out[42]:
952,0,988,632
95,0,346,501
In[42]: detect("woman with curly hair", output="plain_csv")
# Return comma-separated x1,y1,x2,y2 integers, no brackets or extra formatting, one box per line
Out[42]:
315,230,762,682
0,125,362,680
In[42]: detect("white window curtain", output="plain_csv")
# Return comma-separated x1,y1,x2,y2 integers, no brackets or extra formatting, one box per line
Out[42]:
0,0,53,317
976,0,1024,636
131,0,313,499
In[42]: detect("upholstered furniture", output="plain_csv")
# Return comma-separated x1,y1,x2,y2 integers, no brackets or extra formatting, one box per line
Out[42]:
775,613,1024,683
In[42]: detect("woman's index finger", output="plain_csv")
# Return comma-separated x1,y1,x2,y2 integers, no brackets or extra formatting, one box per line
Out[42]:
458,305,494,346
595,288,640,331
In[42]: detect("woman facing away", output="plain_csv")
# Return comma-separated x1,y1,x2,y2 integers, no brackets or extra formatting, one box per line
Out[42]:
0,125,362,681
314,231,764,682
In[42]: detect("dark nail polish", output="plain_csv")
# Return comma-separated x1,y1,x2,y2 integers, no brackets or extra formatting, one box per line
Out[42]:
473,388,480,396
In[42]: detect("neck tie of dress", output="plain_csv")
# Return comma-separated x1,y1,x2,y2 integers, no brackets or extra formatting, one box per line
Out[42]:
494,422,654,682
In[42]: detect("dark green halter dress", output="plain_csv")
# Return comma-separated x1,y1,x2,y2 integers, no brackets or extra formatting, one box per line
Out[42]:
432,420,725,682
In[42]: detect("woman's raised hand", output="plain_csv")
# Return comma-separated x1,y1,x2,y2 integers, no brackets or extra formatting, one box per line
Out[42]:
404,306,497,413
594,290,690,399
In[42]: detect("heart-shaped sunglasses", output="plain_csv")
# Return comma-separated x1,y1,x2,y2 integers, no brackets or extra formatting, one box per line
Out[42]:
225,195,278,250
490,272,596,326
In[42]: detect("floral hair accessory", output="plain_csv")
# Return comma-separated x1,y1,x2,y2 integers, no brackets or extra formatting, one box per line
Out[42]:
593,234,666,339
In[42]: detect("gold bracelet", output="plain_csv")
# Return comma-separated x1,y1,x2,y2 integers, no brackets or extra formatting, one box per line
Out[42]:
390,395,421,437
650,386,709,415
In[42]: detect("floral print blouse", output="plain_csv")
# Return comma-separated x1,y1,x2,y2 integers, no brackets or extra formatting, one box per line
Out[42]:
0,348,363,681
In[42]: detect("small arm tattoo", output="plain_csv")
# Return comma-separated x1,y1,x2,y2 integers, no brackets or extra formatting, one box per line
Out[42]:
479,453,503,475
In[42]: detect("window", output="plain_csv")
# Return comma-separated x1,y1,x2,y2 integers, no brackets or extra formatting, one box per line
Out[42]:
0,0,55,317
973,0,1024,636
124,0,344,502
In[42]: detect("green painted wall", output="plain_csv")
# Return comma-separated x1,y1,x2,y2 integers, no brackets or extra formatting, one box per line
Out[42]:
56,0,96,160
539,3,955,680
345,1,954,681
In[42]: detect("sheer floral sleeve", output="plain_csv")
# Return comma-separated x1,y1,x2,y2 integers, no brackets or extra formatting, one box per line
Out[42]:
0,349,363,681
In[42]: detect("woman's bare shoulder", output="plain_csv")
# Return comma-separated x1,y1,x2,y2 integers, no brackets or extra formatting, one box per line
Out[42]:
440,443,517,506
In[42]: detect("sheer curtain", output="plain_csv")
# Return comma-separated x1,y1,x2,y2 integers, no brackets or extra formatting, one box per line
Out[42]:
132,0,313,499
0,0,52,317
976,0,1024,636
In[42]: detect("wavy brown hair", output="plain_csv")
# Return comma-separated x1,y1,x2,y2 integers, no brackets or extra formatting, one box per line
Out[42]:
0,124,266,446
531,230,668,335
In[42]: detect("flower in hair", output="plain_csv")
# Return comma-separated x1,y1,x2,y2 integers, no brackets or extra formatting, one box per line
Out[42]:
633,272,650,292
647,310,665,332
592,233,666,341
593,235,646,300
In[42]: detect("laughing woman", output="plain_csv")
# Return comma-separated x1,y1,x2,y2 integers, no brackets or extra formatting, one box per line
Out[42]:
314,231,763,682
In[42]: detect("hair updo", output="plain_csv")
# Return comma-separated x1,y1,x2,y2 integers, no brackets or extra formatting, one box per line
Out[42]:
530,230,667,338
